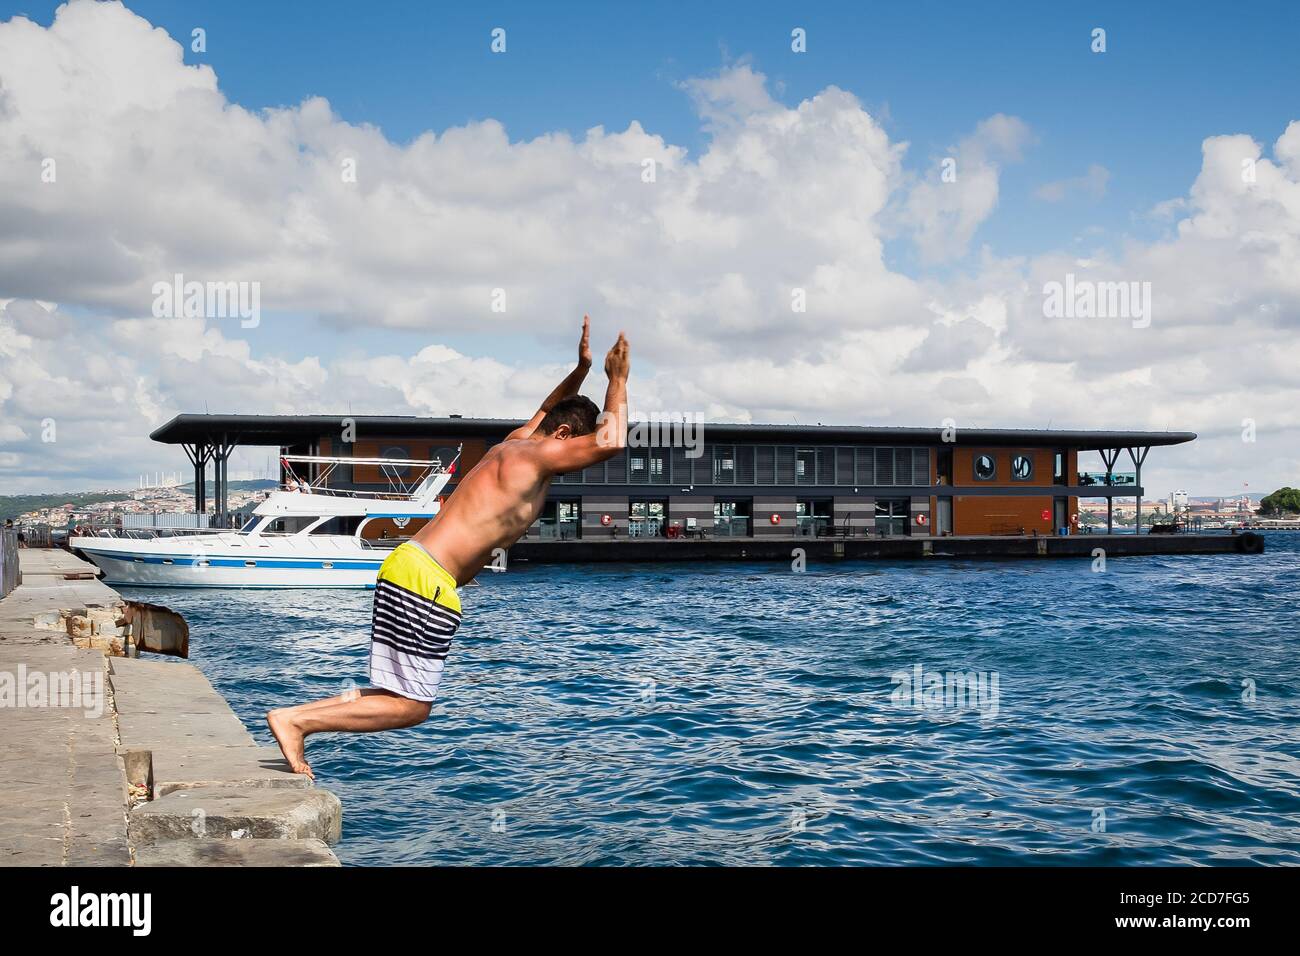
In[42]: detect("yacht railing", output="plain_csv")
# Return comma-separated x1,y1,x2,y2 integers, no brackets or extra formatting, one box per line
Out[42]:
281,450,460,499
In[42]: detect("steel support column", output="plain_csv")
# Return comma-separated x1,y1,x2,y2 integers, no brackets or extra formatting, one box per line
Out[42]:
182,443,211,514
1127,446,1150,536
1099,448,1122,534
209,433,240,527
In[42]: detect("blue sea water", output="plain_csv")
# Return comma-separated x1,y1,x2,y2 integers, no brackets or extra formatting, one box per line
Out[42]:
119,533,1300,866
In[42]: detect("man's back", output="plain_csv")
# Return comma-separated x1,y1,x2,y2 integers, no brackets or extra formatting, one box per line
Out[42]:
413,439,552,587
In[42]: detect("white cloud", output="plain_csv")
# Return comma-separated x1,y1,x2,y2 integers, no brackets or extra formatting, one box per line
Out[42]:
0,1,1297,500
1035,164,1110,202
901,114,1034,262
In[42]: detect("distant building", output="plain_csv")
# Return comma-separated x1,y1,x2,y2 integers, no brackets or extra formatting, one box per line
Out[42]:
149,414,1196,538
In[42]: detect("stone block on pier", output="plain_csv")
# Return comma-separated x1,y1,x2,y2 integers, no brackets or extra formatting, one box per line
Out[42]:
134,838,341,867
129,785,342,845
148,744,311,797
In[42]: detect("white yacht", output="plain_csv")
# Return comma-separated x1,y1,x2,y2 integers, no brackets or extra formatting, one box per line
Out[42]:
70,452,457,588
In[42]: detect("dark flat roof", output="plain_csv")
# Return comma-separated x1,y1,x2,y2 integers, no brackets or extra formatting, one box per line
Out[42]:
150,414,1196,451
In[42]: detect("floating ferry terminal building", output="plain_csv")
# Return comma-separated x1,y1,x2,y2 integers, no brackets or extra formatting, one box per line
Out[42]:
150,415,1194,541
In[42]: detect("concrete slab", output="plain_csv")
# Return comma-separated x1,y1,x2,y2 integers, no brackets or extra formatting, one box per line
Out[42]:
129,786,343,844
109,657,235,719
147,744,311,796
0,831,67,867
117,711,256,750
135,838,341,867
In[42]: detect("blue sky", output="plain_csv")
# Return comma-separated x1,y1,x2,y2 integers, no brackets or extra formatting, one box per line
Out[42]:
8,0,1299,365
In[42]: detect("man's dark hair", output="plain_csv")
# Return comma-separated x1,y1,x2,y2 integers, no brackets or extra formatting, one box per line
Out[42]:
538,395,599,437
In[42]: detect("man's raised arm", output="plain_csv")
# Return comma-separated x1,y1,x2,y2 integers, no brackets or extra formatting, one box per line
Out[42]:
537,332,630,475
505,316,592,441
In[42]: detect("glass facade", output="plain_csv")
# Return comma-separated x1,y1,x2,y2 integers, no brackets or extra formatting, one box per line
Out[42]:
1078,471,1137,487
629,500,666,537
713,499,751,536
552,445,931,487
795,499,833,536
875,498,910,536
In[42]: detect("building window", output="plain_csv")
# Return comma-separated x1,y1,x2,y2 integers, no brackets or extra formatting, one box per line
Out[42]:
1011,455,1033,481
650,454,665,479
714,499,751,537
795,448,816,483
973,454,996,481
380,445,411,479
875,498,910,536
713,446,735,483
629,500,665,537
796,499,833,536
630,455,647,478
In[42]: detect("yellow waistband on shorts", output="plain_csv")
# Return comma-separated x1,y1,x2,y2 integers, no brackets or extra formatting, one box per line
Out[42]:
377,542,461,613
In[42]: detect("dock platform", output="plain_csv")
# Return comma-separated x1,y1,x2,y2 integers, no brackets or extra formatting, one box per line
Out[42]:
509,532,1265,565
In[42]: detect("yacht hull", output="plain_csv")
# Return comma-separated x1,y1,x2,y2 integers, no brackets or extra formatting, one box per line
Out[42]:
70,537,387,589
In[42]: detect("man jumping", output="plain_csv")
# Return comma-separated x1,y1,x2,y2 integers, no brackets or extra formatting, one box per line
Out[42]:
268,317,629,778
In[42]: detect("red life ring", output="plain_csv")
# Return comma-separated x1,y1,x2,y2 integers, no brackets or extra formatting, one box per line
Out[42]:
916,513,928,526
770,513,781,525
1041,509,1051,521
1070,513,1079,526
600,513,613,526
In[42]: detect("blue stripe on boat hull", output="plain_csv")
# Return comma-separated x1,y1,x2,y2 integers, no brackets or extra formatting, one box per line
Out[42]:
84,549,385,571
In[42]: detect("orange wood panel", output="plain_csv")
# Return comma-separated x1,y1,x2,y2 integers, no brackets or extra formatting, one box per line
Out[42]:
953,495,1055,535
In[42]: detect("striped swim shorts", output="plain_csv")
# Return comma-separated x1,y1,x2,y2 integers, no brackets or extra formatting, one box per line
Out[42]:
368,542,462,703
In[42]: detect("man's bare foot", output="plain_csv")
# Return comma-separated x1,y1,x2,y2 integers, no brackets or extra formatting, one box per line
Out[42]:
267,708,314,780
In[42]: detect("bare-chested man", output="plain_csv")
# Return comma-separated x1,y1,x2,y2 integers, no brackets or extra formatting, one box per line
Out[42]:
268,317,629,778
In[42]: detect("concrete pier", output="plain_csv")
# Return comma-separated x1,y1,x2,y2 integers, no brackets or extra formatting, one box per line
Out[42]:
0,550,341,867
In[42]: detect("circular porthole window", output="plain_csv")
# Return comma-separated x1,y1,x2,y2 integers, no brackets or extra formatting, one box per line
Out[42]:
974,454,996,481
381,445,410,479
1011,455,1033,480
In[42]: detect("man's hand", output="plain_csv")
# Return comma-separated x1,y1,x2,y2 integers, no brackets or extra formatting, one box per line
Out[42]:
536,330,630,475
604,332,630,381
578,315,592,370
504,315,595,442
